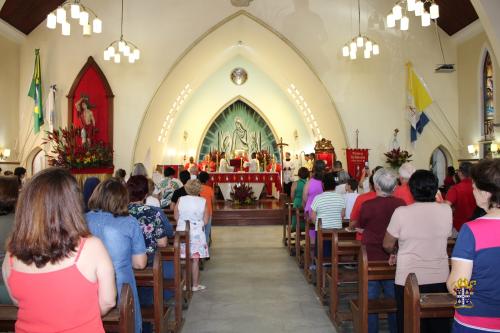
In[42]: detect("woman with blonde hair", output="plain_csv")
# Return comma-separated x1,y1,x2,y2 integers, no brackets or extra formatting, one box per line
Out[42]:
174,179,209,291
2,168,116,332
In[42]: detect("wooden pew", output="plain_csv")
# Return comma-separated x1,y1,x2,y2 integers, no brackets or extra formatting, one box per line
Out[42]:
290,208,306,267
349,245,397,333
177,221,192,303
134,252,170,333
0,284,135,333
328,232,361,325
283,202,292,246
302,215,316,281
404,273,455,333
159,233,184,332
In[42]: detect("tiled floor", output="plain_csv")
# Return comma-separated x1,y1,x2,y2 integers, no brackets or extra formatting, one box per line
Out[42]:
182,226,336,333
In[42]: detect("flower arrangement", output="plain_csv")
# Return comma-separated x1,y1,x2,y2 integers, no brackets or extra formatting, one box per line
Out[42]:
231,183,255,205
384,148,412,169
44,126,113,169
256,150,272,171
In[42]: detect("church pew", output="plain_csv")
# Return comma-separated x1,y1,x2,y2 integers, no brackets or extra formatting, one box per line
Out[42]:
328,232,361,325
349,245,397,333
159,233,184,333
303,215,316,281
404,273,455,333
0,283,135,333
134,252,170,333
176,221,192,303
292,208,306,267
283,202,292,247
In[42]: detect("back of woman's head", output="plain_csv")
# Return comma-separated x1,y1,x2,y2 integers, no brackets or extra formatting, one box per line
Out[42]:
298,167,309,180
408,170,438,202
322,173,337,191
82,177,100,211
471,159,500,209
0,176,20,215
127,175,149,202
8,168,89,268
131,163,148,177
88,178,129,217
312,160,326,180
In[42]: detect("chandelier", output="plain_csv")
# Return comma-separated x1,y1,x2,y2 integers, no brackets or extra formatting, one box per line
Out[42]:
46,0,102,36
387,0,439,30
103,0,140,64
341,0,380,60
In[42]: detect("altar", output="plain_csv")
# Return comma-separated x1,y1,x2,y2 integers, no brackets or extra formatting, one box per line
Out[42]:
208,172,282,200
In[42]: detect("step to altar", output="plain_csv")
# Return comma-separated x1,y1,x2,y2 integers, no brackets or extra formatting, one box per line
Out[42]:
212,199,285,226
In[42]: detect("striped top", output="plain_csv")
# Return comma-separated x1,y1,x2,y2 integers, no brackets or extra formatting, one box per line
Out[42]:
311,191,345,230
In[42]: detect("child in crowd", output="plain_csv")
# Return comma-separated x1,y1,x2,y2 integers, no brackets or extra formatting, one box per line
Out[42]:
344,178,359,220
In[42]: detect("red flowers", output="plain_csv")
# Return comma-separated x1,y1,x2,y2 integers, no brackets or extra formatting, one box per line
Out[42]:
384,148,412,169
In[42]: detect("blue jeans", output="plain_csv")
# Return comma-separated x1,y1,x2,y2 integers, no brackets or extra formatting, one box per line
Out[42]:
368,280,397,333
205,217,212,248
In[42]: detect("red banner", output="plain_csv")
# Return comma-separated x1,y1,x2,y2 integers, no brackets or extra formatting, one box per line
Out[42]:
346,149,369,181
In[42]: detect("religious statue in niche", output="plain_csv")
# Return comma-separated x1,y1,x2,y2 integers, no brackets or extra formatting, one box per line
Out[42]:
75,94,96,144
231,118,249,152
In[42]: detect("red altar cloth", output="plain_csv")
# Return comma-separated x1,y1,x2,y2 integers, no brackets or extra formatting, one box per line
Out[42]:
208,172,282,195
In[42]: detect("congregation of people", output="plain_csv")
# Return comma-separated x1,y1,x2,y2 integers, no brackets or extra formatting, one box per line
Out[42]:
289,157,500,333
0,162,213,332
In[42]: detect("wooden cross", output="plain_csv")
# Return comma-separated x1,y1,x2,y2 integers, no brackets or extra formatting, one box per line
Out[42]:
276,137,289,189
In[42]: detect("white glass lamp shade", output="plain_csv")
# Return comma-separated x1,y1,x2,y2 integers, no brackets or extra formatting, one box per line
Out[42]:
392,4,403,20
364,49,371,59
430,3,439,19
107,46,115,56
365,40,373,52
350,50,357,60
133,48,140,60
400,16,409,31
103,49,110,61
350,41,357,52
92,18,102,33
3,149,10,158
62,21,71,36
118,41,126,52
56,7,66,24
467,145,475,154
342,45,349,57
415,1,424,16
372,44,380,55
128,54,136,63
407,0,416,11
70,4,80,19
123,45,131,56
421,11,431,27
83,24,91,36
387,13,396,28
356,36,364,47
114,53,121,63
47,13,57,29
490,143,498,152
79,11,89,26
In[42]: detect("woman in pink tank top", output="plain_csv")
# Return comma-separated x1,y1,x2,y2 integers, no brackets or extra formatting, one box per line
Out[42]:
1,168,116,333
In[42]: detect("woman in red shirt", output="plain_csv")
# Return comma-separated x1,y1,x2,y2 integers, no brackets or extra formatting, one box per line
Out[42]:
2,168,116,333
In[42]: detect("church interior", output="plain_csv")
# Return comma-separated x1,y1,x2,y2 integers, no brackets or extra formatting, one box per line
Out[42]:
0,0,500,332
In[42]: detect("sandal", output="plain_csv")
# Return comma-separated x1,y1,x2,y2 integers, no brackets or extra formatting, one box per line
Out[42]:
192,285,206,292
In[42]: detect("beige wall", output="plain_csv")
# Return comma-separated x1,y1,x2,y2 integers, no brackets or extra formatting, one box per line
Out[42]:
11,0,461,171
0,33,19,161
458,31,500,158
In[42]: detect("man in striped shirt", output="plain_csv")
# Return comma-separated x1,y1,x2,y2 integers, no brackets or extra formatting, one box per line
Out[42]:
311,172,345,230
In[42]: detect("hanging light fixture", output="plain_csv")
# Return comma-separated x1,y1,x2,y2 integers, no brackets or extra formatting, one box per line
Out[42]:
386,0,439,31
103,0,140,64
46,0,102,36
341,0,380,60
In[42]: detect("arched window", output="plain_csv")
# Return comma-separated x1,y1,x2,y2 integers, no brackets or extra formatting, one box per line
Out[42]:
483,51,495,157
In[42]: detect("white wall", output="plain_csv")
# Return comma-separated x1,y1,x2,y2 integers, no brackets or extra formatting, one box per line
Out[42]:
0,33,19,160
11,0,460,172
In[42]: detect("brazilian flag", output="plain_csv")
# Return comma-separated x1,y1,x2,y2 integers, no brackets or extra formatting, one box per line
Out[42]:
28,49,44,134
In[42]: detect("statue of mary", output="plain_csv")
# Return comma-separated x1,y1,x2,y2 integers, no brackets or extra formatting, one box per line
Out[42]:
231,118,249,152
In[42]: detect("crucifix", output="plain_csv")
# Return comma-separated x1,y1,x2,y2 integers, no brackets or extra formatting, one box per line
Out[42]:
355,129,359,149
276,137,289,191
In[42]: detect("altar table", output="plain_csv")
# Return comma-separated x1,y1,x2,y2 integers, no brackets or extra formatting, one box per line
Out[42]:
208,172,282,200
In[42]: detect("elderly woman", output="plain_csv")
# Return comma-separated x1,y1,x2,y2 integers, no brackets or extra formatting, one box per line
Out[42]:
174,179,209,291
131,163,148,177
357,168,405,333
384,170,452,333
447,159,500,332
87,178,148,333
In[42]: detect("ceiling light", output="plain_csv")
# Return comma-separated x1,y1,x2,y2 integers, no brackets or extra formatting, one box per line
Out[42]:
47,1,102,37
415,1,424,16
429,3,439,19
392,4,403,20
104,0,140,64
421,11,431,27
400,16,409,31
343,0,380,61
387,13,396,28
386,1,438,30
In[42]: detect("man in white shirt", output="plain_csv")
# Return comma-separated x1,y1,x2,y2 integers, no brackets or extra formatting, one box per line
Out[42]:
282,152,295,197
245,152,260,173
219,152,231,172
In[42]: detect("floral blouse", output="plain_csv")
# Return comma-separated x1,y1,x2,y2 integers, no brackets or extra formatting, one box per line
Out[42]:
128,203,168,254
